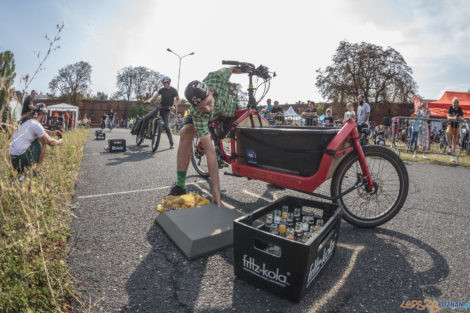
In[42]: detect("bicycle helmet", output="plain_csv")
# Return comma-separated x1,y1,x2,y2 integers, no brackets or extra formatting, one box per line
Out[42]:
185,80,210,107
162,76,171,83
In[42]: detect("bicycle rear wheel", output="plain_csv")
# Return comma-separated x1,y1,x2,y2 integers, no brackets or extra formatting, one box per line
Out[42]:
151,119,162,152
191,137,209,177
331,145,409,228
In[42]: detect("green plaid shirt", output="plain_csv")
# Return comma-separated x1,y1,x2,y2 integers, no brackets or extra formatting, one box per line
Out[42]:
189,68,237,137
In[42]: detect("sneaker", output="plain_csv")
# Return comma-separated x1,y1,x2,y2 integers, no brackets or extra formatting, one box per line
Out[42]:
422,155,428,159
448,148,452,155
413,154,417,158
169,184,186,196
450,156,454,162
170,144,174,149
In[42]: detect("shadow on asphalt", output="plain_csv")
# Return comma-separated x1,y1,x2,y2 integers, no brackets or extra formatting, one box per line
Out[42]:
124,187,449,312
105,144,172,166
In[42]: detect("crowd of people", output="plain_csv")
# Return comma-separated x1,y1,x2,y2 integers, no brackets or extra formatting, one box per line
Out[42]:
8,75,468,183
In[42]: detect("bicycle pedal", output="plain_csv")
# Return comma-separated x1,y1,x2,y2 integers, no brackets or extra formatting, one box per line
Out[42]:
218,159,229,168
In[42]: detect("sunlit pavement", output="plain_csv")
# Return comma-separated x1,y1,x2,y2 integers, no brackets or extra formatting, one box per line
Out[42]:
68,128,470,312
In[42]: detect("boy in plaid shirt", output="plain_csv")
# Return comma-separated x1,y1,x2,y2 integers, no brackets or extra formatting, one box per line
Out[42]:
168,67,243,206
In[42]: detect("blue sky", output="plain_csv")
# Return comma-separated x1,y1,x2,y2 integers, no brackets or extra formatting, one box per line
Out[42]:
1,0,470,103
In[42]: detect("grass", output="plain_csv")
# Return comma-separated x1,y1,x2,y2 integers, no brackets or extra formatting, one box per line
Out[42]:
386,139,470,167
0,125,89,312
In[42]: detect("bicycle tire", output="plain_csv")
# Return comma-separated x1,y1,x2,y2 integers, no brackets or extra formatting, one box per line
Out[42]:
136,132,143,146
151,119,162,152
330,145,409,228
191,137,209,178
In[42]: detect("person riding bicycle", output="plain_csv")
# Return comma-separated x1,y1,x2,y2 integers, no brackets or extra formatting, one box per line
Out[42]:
168,67,244,205
141,76,180,148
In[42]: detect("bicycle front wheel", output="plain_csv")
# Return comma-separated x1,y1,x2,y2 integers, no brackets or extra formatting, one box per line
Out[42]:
151,119,162,152
331,145,409,228
191,137,209,178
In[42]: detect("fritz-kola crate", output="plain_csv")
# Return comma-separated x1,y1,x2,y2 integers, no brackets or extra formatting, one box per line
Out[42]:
233,196,342,302
108,139,126,152
95,130,105,140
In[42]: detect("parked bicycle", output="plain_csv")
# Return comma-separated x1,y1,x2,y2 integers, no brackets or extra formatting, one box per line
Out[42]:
191,60,409,228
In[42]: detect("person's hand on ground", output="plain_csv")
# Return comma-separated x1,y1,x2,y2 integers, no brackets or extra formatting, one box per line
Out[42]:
212,192,222,207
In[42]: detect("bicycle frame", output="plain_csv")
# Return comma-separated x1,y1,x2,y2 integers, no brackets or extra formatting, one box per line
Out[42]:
201,110,375,195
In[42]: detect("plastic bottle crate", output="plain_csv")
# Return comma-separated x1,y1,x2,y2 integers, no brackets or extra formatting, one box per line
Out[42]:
95,130,105,140
108,139,126,152
233,196,342,302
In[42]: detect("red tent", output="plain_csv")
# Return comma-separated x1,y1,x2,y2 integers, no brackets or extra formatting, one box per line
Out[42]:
427,91,470,118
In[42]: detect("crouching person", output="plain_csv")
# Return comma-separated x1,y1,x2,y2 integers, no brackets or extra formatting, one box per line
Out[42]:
10,103,63,173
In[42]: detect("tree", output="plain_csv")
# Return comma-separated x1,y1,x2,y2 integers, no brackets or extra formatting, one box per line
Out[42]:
116,66,135,103
49,61,92,106
96,91,108,100
133,66,150,101
0,51,16,123
145,70,164,99
316,41,417,107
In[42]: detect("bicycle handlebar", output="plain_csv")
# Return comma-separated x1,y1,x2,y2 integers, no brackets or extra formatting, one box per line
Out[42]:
222,60,242,66
222,60,273,80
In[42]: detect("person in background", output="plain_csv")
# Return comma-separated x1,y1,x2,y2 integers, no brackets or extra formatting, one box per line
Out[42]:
10,103,63,173
101,112,107,129
83,114,89,128
357,94,370,131
409,113,420,158
269,100,284,124
261,98,273,121
21,90,37,116
375,125,386,145
108,109,114,130
323,108,334,126
417,105,430,159
446,97,464,162
302,101,318,126
64,111,70,131
71,112,75,130
343,102,356,121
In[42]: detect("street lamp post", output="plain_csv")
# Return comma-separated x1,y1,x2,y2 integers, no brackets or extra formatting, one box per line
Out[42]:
166,48,195,93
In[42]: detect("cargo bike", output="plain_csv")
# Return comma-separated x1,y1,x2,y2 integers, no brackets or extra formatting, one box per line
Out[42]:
191,60,409,229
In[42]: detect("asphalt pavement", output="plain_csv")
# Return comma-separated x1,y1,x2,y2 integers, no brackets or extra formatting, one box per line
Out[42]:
68,128,470,313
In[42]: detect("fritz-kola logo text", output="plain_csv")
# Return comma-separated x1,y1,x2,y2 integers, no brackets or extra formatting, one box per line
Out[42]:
242,255,290,287
306,239,335,287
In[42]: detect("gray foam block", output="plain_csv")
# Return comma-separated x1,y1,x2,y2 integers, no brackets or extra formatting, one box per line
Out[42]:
155,204,243,260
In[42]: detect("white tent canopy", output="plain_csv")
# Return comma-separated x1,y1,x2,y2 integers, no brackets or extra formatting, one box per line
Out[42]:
46,103,79,112
285,106,299,116
46,103,79,129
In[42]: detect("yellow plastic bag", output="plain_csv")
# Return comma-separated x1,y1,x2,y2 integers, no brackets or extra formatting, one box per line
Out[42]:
157,192,210,212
